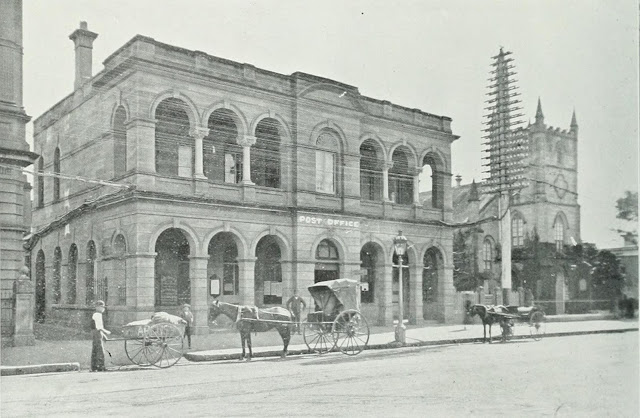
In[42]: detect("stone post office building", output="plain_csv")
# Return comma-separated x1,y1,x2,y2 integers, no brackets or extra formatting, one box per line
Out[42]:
27,24,459,333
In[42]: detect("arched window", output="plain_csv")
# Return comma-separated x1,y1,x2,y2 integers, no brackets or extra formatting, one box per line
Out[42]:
316,132,339,194
359,140,383,201
86,241,97,305
315,239,339,283
53,147,60,201
422,153,444,209
483,237,494,271
206,109,241,184
67,244,78,304
155,98,191,177
53,247,62,304
113,106,127,177
389,148,413,205
37,157,44,208
512,214,525,247
252,118,282,188
554,216,565,252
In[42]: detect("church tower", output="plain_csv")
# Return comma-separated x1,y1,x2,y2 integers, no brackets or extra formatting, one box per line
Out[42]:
517,98,581,247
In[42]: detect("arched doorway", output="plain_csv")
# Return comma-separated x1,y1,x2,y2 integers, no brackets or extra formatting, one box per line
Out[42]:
392,250,410,321
254,236,282,306
35,250,45,322
315,239,340,283
360,242,383,304
207,232,240,300
423,247,443,321
155,229,191,310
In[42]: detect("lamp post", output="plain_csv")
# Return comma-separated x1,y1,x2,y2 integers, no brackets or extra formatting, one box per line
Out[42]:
393,231,408,344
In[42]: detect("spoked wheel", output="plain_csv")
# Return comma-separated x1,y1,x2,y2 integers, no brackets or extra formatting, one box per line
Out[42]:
332,310,370,356
124,338,153,366
303,320,335,354
144,323,184,368
529,311,546,341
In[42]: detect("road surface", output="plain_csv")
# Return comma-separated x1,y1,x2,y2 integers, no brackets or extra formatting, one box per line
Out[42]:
1,333,637,417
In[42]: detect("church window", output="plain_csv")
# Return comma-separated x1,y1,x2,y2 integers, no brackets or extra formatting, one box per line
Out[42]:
512,215,525,247
483,237,494,271
554,215,565,251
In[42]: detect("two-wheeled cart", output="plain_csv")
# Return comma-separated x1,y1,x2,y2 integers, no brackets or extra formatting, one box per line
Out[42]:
302,278,370,356
106,314,186,368
490,305,547,342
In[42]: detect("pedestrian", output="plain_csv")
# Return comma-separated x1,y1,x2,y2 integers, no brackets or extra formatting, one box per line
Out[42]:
286,290,306,334
180,303,194,349
90,300,111,372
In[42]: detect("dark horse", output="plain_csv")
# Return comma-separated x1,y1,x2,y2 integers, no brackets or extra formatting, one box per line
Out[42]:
210,300,293,360
467,304,512,343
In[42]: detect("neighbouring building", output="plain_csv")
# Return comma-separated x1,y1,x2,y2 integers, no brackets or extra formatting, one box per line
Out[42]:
446,99,583,315
607,233,638,301
0,0,39,341
26,24,461,333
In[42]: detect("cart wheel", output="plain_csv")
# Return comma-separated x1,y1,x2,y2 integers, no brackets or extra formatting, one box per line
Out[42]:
125,338,153,366
303,320,335,354
529,311,546,341
144,323,184,368
332,310,370,356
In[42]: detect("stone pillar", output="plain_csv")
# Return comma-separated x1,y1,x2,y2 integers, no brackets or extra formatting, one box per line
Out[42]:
296,261,316,308
442,264,457,323
126,117,156,175
238,135,256,185
13,267,35,346
189,256,209,335
238,257,256,305
382,262,394,325
281,259,294,298
131,253,156,320
382,162,393,202
410,263,423,325
412,166,423,205
190,127,209,179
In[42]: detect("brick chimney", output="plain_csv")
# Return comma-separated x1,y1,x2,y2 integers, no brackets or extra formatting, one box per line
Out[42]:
69,21,98,90
455,174,462,187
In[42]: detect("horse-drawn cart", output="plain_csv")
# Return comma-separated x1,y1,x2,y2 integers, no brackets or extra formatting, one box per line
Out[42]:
302,278,370,356
468,304,546,343
107,313,186,368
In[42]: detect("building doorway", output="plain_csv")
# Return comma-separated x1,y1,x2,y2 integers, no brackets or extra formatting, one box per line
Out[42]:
423,247,443,321
155,228,191,310
255,235,282,306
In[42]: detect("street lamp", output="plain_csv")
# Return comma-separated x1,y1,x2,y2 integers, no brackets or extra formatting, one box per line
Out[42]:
393,230,408,344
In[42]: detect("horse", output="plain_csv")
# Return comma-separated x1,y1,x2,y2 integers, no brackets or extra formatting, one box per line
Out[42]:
210,300,293,361
467,304,513,343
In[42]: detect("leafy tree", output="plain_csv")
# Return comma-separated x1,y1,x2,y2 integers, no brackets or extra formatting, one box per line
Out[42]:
453,228,481,291
615,191,638,245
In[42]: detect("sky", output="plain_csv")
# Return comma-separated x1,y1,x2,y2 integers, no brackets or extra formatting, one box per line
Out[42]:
21,0,639,248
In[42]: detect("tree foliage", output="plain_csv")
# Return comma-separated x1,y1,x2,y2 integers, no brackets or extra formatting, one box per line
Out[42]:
616,191,638,222
453,228,481,291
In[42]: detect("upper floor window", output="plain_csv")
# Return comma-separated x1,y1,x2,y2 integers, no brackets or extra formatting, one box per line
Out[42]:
422,153,444,209
53,147,60,201
389,148,413,205
206,109,241,184
483,238,494,271
359,140,383,201
316,132,338,194
252,118,282,188
512,214,525,247
554,216,565,252
155,98,191,177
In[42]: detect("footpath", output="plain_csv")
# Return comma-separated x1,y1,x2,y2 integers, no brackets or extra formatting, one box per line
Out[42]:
1,314,637,376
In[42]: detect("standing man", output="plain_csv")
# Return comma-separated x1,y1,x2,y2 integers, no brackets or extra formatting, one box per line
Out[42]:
90,300,111,372
286,290,306,334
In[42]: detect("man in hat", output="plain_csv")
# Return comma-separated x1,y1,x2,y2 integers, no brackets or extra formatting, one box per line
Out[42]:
179,303,194,349
286,290,306,334
90,300,111,372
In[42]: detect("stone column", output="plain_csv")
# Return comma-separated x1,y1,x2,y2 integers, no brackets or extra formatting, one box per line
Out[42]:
190,127,209,179
442,264,457,323
131,253,156,320
410,263,423,325
13,267,35,346
189,256,209,335
280,259,294,299
238,257,256,305
412,166,423,206
238,135,256,185
382,162,393,201
382,262,394,325
125,117,157,175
